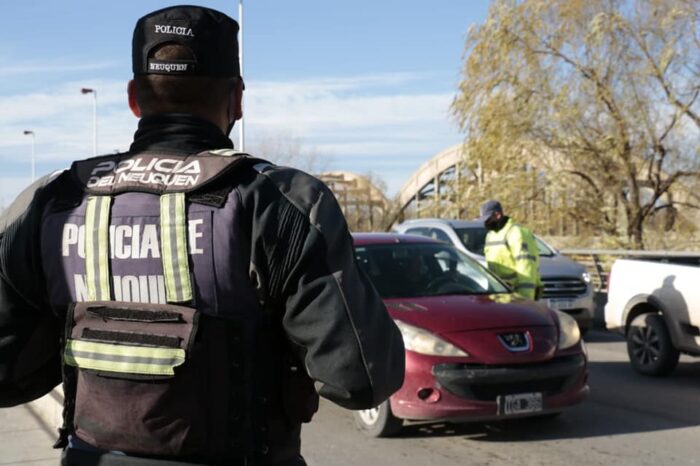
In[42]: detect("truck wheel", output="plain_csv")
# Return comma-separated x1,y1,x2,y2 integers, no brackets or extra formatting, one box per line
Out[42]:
627,314,680,376
354,401,403,437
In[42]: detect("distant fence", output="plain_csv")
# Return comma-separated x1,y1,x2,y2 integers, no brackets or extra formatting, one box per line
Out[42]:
559,249,700,293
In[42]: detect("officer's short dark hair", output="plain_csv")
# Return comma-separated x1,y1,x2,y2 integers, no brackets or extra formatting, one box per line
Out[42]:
134,43,238,115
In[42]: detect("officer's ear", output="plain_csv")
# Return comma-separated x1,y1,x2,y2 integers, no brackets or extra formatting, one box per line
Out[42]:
127,80,142,118
229,78,244,122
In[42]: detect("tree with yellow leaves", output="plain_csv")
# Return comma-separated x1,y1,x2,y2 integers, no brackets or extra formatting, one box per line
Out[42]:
452,0,700,248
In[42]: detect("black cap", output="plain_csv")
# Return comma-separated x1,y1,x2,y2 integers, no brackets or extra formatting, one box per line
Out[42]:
477,200,503,222
132,5,240,78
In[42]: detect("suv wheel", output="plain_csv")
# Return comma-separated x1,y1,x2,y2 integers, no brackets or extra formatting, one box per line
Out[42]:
353,401,403,437
627,313,679,376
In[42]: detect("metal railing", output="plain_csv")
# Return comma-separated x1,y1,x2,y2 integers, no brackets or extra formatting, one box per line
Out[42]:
559,249,700,293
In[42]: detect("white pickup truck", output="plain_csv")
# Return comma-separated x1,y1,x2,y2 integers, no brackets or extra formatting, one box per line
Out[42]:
605,258,700,376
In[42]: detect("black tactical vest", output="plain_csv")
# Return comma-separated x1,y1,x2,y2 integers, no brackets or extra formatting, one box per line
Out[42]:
41,150,275,464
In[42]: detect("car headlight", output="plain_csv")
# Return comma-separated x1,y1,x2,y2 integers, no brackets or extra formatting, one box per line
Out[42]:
554,310,581,349
394,320,469,357
581,272,591,284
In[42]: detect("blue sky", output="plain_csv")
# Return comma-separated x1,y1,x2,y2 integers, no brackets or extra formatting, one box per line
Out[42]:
0,0,491,206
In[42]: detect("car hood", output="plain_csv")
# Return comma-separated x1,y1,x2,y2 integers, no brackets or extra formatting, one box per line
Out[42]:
384,294,556,334
538,254,586,278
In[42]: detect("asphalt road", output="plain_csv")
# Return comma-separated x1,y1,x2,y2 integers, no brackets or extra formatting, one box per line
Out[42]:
301,330,700,466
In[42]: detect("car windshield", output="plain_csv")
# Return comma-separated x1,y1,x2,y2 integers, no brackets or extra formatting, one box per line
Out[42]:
354,243,509,299
534,237,556,257
455,227,555,257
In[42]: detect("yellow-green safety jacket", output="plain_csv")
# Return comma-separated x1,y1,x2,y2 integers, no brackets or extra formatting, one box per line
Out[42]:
483,218,542,300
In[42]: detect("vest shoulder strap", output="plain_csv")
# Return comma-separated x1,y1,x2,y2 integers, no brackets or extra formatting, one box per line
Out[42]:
70,149,269,196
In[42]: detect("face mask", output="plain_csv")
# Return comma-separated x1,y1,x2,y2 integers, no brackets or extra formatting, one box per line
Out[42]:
487,215,507,232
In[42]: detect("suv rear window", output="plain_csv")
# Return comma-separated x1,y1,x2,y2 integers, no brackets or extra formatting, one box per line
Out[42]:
454,228,488,255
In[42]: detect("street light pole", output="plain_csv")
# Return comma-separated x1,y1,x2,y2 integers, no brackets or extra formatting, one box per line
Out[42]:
238,0,245,151
23,130,35,182
81,88,98,156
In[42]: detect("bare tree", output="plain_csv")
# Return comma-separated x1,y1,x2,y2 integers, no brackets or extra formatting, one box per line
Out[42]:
247,132,331,174
318,171,395,232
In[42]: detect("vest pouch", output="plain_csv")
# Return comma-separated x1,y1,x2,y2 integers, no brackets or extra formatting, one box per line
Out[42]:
64,301,234,460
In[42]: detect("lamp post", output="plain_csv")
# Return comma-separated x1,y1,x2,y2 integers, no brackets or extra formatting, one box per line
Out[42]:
81,88,98,156
238,0,245,151
23,130,35,182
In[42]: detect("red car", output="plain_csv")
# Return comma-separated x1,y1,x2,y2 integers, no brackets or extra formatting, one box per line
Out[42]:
352,233,589,437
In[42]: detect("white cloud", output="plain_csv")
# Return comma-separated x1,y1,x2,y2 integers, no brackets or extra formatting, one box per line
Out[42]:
0,79,137,169
0,61,117,78
246,74,453,132
0,176,35,212
0,72,461,202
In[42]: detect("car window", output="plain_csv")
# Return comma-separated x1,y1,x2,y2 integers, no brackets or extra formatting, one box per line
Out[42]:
428,228,451,243
405,227,430,237
454,227,488,255
354,243,508,299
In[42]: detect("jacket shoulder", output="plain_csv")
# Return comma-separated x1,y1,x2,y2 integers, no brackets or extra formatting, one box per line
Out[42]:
0,170,67,233
505,221,526,237
246,164,341,228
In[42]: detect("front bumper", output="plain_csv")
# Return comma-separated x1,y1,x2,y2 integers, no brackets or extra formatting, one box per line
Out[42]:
539,289,595,330
390,352,588,422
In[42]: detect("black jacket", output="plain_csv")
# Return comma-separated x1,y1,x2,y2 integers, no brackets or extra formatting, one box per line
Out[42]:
0,115,405,458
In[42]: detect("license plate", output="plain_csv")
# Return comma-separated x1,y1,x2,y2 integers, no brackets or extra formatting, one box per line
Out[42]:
547,298,573,310
498,393,543,415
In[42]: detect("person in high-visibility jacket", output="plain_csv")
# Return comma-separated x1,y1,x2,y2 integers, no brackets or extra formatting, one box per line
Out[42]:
478,200,542,300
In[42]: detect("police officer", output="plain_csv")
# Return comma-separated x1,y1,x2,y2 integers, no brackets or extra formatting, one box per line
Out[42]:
0,6,404,466
478,200,542,300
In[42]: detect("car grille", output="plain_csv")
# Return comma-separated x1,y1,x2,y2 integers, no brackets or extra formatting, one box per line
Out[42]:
433,355,585,402
542,277,587,298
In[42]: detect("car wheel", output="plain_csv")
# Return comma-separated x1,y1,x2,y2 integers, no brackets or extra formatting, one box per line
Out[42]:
627,314,680,376
353,401,403,437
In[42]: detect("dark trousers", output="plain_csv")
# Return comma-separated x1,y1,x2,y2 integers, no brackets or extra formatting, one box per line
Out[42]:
61,449,306,466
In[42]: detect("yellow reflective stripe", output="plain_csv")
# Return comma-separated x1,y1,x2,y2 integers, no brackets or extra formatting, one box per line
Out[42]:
64,339,185,376
160,194,177,300
160,193,193,303
85,196,111,301
173,193,192,301
485,240,508,247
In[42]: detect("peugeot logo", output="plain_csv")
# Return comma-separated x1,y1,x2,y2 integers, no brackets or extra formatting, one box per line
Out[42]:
498,332,531,352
